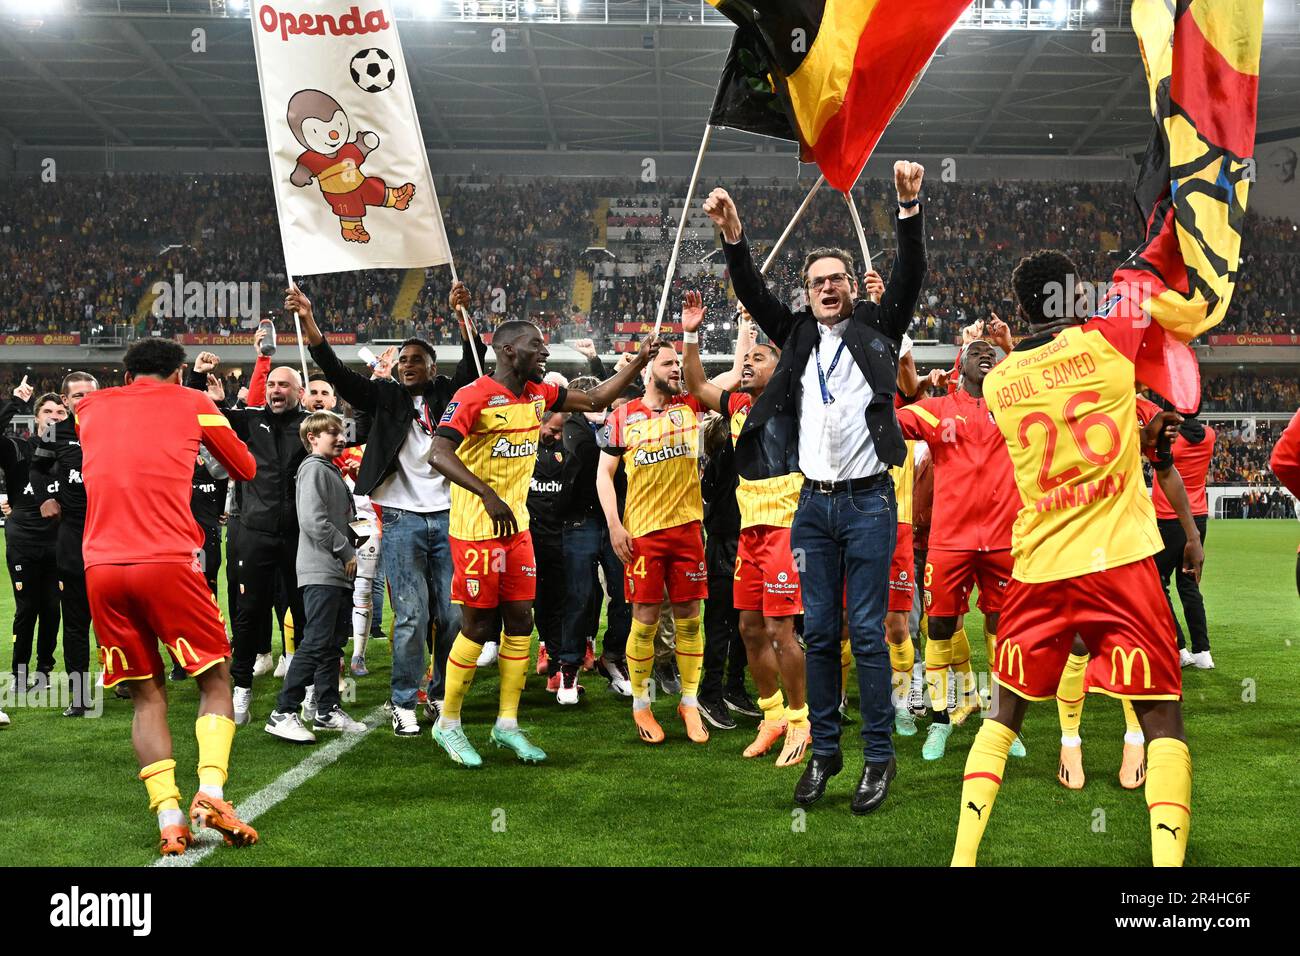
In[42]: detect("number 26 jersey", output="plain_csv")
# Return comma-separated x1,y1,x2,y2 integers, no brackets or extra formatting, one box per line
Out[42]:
984,311,1164,584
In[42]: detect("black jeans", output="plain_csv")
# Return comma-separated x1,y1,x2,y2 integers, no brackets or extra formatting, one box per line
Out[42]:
533,531,574,670
232,525,305,689
701,528,747,701
5,533,60,681
563,516,602,661
584,525,630,662
199,523,222,596
1154,515,1209,653
56,520,92,707
225,520,241,633
276,584,350,716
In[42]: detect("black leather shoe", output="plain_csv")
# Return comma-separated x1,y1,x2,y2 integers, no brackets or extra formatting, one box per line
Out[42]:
850,756,897,815
61,704,88,718
794,752,843,806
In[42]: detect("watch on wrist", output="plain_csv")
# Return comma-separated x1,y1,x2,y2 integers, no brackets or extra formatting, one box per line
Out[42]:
898,198,920,209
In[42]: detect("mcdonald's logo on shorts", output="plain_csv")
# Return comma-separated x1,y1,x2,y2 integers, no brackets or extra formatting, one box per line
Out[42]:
1110,646,1153,689
169,637,198,666
103,646,129,675
996,640,1025,686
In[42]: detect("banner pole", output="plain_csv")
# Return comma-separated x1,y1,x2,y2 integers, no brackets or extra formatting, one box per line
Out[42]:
843,190,873,274
447,259,486,378
285,268,311,387
652,124,714,340
759,174,825,276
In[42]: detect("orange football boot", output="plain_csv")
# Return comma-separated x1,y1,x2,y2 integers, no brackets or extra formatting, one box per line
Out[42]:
633,707,665,744
677,704,710,744
775,724,811,767
1057,744,1086,790
743,720,786,758
158,824,191,857
190,793,259,848
1119,742,1146,789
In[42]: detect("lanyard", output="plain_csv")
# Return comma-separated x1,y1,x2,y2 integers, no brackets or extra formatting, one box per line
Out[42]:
815,339,848,406
413,398,433,436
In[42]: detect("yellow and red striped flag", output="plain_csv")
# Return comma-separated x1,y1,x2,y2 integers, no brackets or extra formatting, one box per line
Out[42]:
706,0,971,190
1107,0,1263,411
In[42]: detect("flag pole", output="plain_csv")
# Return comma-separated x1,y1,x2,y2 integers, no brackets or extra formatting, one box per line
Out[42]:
842,190,873,274
652,124,714,340
759,174,825,276
285,268,311,388
447,260,485,378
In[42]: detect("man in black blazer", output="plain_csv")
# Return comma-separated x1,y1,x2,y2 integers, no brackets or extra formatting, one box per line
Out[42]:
704,161,926,814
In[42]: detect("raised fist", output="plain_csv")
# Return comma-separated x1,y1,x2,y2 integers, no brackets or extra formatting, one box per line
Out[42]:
894,161,924,203
702,188,742,243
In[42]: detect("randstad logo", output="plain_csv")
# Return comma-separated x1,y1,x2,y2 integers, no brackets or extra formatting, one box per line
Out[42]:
150,273,259,322
50,886,151,936
1110,647,1152,689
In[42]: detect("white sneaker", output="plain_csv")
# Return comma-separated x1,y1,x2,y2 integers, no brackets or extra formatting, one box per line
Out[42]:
302,685,318,723
265,710,316,743
253,653,274,677
1192,651,1215,670
391,705,420,737
0,708,10,728
232,686,253,727
274,653,292,678
476,641,499,667
1179,648,1195,668
907,680,926,717
557,669,580,706
314,705,367,733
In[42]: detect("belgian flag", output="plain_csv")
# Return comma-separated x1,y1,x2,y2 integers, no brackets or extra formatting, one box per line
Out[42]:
1111,0,1263,410
706,0,971,190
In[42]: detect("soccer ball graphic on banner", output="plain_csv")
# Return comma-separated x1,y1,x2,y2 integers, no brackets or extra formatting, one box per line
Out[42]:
350,48,395,93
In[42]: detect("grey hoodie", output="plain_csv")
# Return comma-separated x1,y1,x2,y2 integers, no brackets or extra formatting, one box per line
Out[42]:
295,454,356,589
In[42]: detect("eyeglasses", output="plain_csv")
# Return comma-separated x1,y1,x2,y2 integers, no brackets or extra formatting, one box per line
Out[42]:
807,272,850,289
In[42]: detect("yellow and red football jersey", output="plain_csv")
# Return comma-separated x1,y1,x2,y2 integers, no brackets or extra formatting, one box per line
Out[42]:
437,376,565,542
605,394,704,538
984,312,1164,583
725,391,803,531
891,439,919,526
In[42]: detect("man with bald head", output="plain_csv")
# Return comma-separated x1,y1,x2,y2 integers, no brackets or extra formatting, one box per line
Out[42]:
192,349,310,727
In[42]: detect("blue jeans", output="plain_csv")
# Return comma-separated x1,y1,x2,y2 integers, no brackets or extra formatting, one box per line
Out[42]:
278,585,350,716
380,507,459,709
791,478,896,762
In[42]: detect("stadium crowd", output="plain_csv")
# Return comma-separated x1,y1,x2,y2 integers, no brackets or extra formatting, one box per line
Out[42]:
1,166,1298,872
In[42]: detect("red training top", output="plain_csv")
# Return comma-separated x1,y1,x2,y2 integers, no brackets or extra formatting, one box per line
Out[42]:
895,389,1018,552
79,379,256,568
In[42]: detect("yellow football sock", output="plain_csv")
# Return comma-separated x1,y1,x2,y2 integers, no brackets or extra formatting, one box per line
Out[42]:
139,758,181,814
1056,653,1089,741
951,719,1017,866
1146,737,1192,867
840,637,852,696
195,713,235,795
951,627,974,706
674,615,704,702
785,703,809,729
758,690,785,724
283,609,295,656
627,618,656,704
920,613,929,641
440,632,482,723
496,632,531,723
1122,698,1143,739
888,639,914,709
925,637,952,711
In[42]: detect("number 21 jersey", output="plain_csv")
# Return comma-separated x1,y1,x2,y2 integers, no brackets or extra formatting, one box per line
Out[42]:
984,310,1164,583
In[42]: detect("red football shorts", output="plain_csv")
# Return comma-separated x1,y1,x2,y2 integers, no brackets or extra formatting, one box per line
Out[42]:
451,531,537,608
326,177,388,219
734,525,802,616
888,522,916,614
625,521,708,604
993,557,1181,702
86,562,229,688
923,547,1013,617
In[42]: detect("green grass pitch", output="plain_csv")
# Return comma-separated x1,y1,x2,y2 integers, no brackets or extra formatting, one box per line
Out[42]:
0,520,1295,867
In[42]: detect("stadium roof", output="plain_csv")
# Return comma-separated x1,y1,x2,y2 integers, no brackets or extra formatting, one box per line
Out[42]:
1,0,1298,158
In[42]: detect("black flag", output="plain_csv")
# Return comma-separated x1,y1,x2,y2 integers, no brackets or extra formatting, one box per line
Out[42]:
707,27,802,146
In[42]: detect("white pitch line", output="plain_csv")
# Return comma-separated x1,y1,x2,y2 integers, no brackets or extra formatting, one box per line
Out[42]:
153,704,389,868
